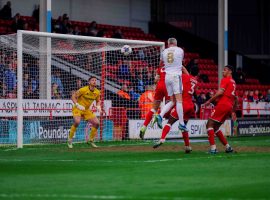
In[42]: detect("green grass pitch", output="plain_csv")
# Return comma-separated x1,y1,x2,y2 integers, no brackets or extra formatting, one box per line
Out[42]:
1,136,270,200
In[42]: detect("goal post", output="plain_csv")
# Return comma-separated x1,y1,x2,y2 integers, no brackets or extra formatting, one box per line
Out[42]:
17,30,23,148
0,30,165,148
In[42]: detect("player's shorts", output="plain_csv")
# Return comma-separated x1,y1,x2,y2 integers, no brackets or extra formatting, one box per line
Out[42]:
165,74,183,96
72,107,96,121
170,102,195,121
209,103,233,123
154,82,169,101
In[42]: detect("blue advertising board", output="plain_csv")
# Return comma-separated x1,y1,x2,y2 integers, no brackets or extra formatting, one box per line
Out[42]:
0,119,114,144
237,118,270,136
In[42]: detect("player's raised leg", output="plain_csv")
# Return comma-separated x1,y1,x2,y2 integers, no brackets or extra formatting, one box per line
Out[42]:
140,101,161,139
174,93,187,131
153,99,175,129
152,87,175,130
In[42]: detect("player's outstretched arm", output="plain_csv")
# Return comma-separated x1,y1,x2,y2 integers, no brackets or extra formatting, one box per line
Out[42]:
204,88,224,106
182,66,189,75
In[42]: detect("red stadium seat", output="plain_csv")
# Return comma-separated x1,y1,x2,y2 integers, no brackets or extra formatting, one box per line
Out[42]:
106,65,118,73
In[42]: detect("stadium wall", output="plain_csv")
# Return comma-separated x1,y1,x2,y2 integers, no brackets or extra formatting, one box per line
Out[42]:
161,0,270,55
0,0,151,32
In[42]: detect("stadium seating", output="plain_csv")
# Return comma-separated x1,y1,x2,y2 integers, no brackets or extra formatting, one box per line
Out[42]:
0,15,269,100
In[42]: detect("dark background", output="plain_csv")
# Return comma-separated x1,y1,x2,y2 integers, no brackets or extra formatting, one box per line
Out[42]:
150,0,270,83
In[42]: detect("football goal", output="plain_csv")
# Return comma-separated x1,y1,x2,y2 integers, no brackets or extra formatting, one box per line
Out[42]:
0,30,165,148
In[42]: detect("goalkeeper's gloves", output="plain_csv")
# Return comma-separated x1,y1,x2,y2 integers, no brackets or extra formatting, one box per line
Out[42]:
75,103,85,111
96,105,102,113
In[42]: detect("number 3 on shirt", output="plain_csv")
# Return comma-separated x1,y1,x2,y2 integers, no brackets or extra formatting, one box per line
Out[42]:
188,82,196,95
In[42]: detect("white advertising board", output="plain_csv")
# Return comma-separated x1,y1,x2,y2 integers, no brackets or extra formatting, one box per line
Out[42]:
0,99,111,117
242,102,270,115
129,119,231,139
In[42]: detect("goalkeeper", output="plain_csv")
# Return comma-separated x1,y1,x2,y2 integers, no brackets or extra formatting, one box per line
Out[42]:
68,76,102,148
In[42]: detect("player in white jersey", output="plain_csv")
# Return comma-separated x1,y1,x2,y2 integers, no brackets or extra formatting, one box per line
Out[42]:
153,38,188,132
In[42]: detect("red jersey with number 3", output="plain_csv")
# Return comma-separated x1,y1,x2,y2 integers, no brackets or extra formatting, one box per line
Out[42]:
218,77,236,107
182,74,197,103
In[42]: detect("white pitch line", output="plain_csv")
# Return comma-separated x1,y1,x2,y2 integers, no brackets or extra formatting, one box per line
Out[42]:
0,193,128,200
106,142,151,147
142,158,183,163
3,148,19,152
0,153,250,163
0,142,152,151
0,193,250,200
0,193,244,200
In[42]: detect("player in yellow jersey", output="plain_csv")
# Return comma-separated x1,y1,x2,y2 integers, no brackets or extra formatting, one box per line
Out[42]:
67,76,102,148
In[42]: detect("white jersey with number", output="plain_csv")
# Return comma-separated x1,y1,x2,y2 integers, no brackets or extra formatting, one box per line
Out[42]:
161,46,184,75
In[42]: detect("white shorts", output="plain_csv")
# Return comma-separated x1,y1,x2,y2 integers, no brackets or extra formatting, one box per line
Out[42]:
165,74,183,96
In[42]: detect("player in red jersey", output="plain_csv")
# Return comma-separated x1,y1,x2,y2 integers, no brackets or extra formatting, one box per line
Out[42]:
139,66,169,139
152,67,199,153
203,65,237,154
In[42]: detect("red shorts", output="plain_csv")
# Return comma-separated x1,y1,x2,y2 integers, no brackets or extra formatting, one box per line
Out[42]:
154,82,169,101
170,102,195,121
209,103,233,123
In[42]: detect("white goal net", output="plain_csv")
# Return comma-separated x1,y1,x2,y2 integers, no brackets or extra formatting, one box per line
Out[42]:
0,30,164,148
